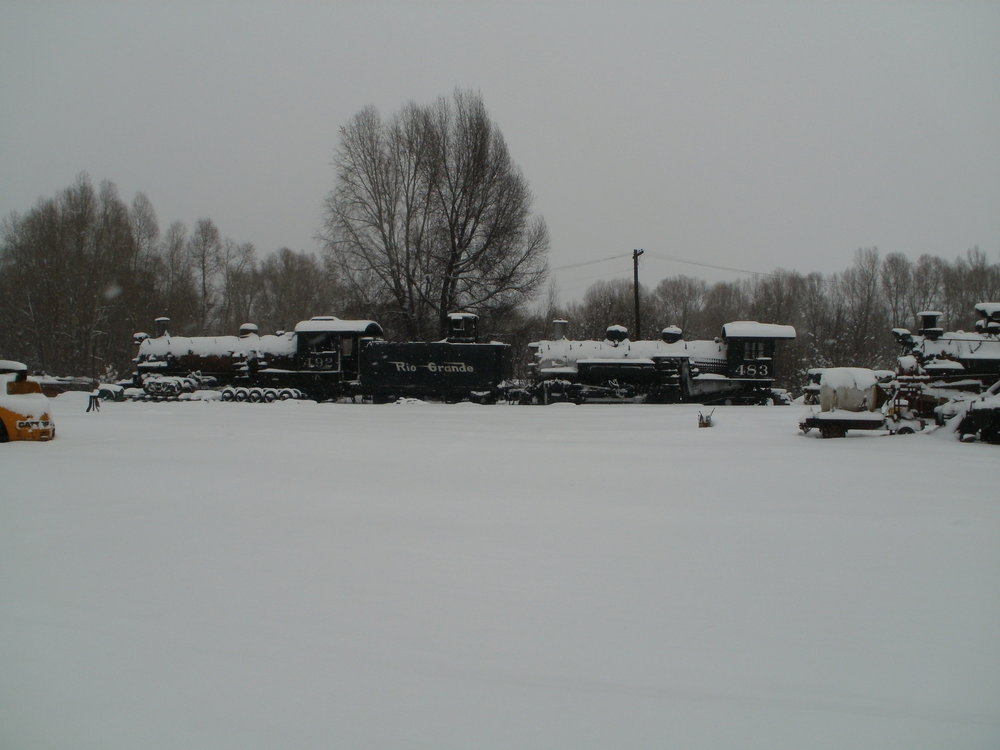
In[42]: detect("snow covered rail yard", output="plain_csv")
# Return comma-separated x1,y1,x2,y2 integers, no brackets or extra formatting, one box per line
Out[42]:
2,394,999,750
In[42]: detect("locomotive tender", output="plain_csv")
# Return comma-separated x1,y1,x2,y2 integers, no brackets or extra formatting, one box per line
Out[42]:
525,319,796,404
132,313,512,402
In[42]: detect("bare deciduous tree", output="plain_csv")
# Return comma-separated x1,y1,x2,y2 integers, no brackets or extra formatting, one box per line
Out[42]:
322,90,549,339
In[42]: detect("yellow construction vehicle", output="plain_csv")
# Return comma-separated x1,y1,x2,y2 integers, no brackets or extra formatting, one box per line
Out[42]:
0,360,55,442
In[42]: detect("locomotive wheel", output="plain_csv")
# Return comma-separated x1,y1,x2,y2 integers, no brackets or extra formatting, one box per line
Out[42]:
248,388,264,403
263,389,278,402
220,388,235,402
234,387,249,402
278,389,293,400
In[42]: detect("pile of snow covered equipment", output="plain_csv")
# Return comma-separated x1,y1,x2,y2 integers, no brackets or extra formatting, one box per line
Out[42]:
932,379,1000,444
887,303,1000,442
0,360,55,442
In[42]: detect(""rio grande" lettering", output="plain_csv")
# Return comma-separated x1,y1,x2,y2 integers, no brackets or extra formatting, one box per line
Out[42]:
389,361,474,374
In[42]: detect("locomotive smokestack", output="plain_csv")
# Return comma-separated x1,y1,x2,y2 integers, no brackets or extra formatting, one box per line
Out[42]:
661,325,683,344
917,311,943,340
605,325,628,344
239,323,259,338
551,319,569,339
154,317,170,337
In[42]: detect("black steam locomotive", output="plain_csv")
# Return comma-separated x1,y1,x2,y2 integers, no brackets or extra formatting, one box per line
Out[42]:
132,313,512,402
521,319,796,404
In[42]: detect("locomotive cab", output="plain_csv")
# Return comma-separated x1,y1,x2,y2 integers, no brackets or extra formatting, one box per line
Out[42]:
293,317,384,382
721,322,797,381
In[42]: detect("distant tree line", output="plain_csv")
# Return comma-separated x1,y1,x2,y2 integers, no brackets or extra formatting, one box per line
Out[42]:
0,174,346,379
532,246,1000,387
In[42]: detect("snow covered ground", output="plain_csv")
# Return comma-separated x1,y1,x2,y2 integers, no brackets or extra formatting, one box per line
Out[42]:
2,394,999,749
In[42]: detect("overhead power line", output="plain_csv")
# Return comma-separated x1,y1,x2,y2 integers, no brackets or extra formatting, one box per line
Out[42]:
553,250,784,279
645,251,777,278
644,251,846,288
550,252,631,272
552,248,854,290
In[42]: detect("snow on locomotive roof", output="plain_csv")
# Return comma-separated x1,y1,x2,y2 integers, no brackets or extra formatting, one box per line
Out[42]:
293,317,383,335
529,336,726,371
975,302,1000,317
914,335,1000,360
924,359,965,370
721,322,796,339
140,334,271,358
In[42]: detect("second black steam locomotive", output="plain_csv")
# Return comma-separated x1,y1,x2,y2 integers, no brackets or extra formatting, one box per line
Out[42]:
521,319,796,404
132,313,512,402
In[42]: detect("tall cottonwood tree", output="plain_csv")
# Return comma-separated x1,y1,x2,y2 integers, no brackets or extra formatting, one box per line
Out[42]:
322,90,549,339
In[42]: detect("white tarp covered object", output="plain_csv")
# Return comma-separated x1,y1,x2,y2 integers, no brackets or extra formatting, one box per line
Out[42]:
819,367,880,413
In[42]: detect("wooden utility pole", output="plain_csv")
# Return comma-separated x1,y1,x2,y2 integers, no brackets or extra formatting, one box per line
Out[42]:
633,248,644,339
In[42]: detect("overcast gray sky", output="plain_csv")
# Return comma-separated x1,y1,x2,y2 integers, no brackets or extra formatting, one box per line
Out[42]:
2,0,998,300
